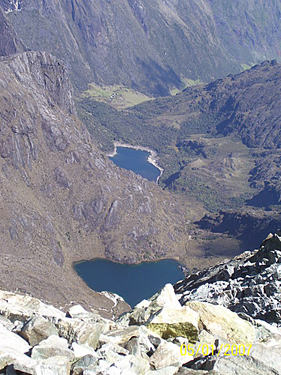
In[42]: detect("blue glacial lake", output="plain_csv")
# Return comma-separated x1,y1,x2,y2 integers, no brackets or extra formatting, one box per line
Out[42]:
110,146,161,182
75,259,184,306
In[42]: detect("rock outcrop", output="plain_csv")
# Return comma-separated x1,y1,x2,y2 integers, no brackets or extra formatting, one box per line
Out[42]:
0,7,25,57
0,233,281,375
174,232,281,326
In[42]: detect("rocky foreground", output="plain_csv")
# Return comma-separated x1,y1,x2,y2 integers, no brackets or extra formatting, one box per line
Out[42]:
0,234,281,374
175,232,281,325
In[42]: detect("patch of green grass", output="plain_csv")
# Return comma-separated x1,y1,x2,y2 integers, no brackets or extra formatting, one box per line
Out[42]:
241,63,255,71
80,83,153,109
170,78,203,95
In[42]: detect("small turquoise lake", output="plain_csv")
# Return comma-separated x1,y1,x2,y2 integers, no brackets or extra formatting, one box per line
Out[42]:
75,259,184,306
109,146,161,182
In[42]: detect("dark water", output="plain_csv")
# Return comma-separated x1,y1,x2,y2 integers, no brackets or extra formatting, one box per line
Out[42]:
75,259,184,306
110,146,161,182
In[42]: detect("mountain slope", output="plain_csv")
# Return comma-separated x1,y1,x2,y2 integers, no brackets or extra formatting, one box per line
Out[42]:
0,6,25,56
80,60,281,211
0,51,214,316
3,0,281,95
78,60,281,252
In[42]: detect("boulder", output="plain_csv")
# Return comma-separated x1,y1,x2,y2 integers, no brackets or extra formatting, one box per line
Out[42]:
186,301,256,344
0,322,30,355
71,342,97,358
125,284,199,343
97,342,129,360
67,305,111,324
99,326,142,346
67,305,91,319
34,356,71,375
21,316,58,346
147,305,199,341
201,353,279,375
55,318,105,349
71,354,98,375
0,290,65,324
250,340,281,374
126,284,182,326
154,284,182,309
150,341,191,370
116,354,150,375
31,335,75,361
147,322,198,342
100,325,155,357
85,343,149,374
0,316,14,331
0,352,37,374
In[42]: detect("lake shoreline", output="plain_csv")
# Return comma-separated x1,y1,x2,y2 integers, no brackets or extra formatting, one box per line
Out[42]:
107,141,164,183
74,257,185,306
73,255,182,268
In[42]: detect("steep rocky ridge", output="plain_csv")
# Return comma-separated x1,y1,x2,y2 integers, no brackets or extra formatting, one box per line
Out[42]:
0,233,280,374
0,50,210,317
3,0,281,95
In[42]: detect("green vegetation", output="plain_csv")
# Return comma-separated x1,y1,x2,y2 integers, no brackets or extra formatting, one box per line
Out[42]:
241,63,255,71
170,78,203,95
77,63,281,213
77,94,258,212
80,84,153,109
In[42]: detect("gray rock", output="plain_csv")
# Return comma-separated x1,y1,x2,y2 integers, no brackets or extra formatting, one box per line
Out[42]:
150,341,191,370
34,356,71,375
54,318,105,349
175,233,281,326
71,342,97,358
67,304,91,319
0,290,65,324
0,352,37,374
71,355,98,375
21,316,58,346
31,335,75,361
205,354,279,375
0,323,30,356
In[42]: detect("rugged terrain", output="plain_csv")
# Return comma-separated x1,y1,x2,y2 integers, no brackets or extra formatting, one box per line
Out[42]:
79,60,281,250
0,233,280,374
0,6,25,57
2,0,281,95
0,50,219,317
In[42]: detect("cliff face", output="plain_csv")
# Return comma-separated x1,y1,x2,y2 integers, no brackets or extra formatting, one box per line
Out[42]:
0,7,25,56
0,51,204,315
3,0,281,95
